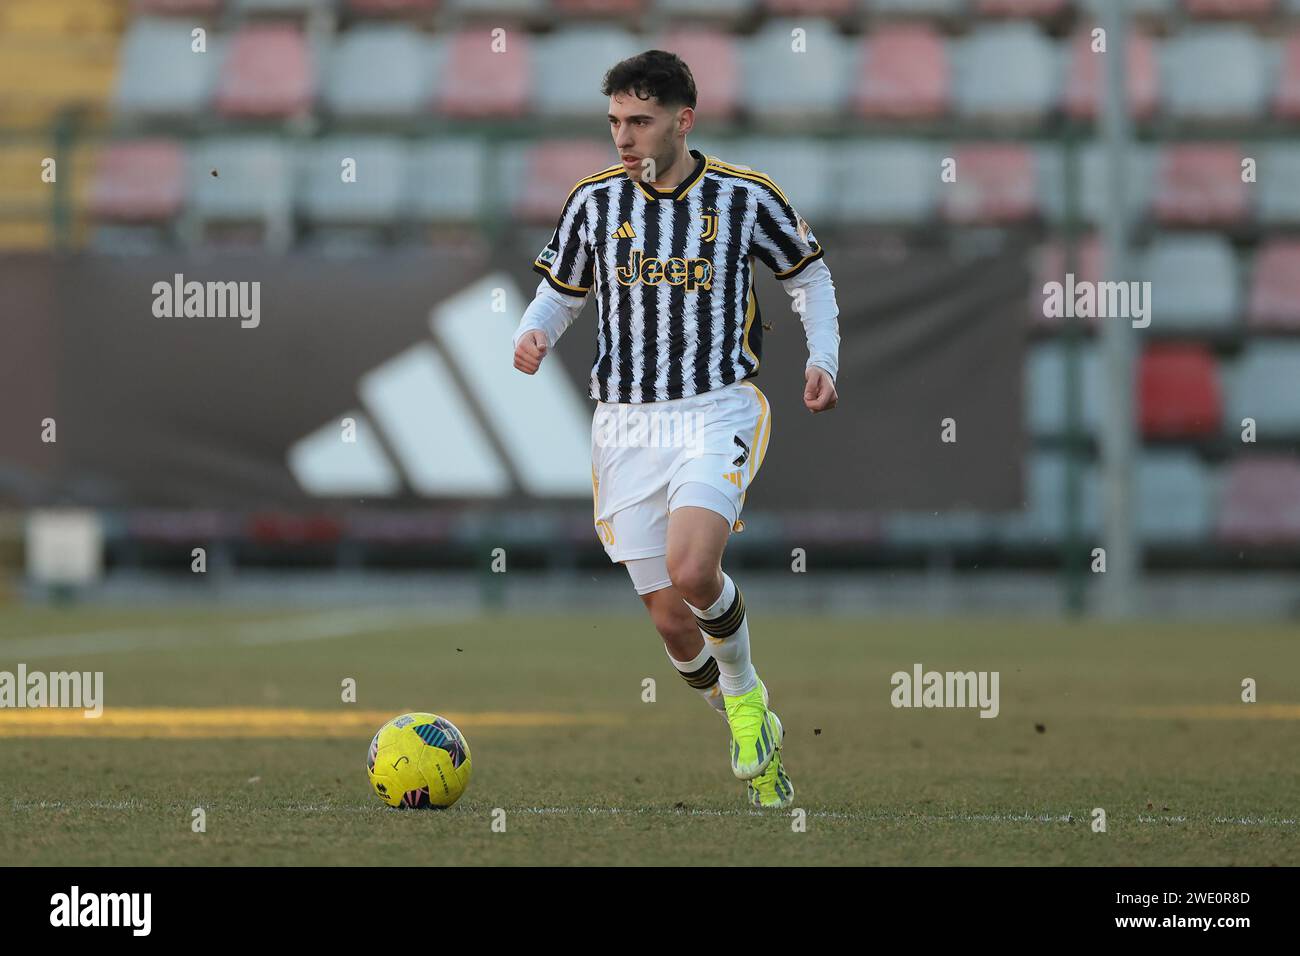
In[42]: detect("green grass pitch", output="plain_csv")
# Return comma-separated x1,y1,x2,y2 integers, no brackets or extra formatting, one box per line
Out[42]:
0,605,1296,866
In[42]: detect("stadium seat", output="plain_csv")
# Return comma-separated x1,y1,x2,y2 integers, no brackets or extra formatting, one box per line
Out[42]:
1257,146,1300,224
1063,26,1159,121
323,25,435,119
851,24,950,121
1036,142,1156,225
1226,343,1300,435
655,30,741,121
1217,457,1300,546
87,140,186,222
655,0,750,21
725,139,834,222
442,0,542,15
742,20,850,122
953,24,1059,124
975,0,1068,15
534,28,642,116
435,29,532,118
554,0,645,12
347,0,439,12
1152,144,1251,227
834,140,939,224
214,23,314,119
760,0,856,16
1247,239,1300,330
190,137,294,222
114,18,220,118
942,144,1038,223
505,140,614,222
407,138,487,222
1275,33,1300,120
1080,0,1174,14
1025,342,1104,438
1138,344,1222,438
132,0,224,13
1161,27,1266,122
1030,235,1104,329
298,138,410,225
867,0,965,14
1141,234,1239,330
1182,0,1278,16
1138,451,1215,544
994,451,1103,547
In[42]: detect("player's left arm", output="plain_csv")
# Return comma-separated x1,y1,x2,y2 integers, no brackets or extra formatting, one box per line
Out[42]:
782,259,839,414
750,185,841,414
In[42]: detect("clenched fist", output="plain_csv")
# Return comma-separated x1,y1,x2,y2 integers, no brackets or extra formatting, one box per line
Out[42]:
513,329,549,375
804,366,838,414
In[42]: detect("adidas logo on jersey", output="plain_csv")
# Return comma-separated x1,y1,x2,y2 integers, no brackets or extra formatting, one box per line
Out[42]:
612,221,637,240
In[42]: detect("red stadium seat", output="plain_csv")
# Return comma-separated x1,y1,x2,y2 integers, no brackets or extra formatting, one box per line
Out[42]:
435,29,532,118
1063,26,1158,121
1152,145,1250,226
1182,0,1277,17
1217,457,1300,546
657,30,741,120
975,0,1068,15
1031,235,1103,329
852,24,949,121
1138,344,1222,438
1247,239,1300,330
942,144,1038,223
1275,33,1300,121
761,0,856,13
213,24,313,119
513,140,615,221
87,140,185,222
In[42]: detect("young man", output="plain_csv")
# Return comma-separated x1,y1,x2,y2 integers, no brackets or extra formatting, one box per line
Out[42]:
512,50,840,808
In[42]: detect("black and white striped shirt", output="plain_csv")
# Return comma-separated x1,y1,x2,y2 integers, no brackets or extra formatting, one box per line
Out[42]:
532,148,826,404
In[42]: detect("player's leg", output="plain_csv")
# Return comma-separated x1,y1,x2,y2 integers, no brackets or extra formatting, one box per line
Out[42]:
665,500,782,785
625,559,726,717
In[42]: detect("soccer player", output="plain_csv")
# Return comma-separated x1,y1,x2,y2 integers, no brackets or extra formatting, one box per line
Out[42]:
512,51,840,808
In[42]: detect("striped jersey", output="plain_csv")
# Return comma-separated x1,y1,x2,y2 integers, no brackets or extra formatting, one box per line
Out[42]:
532,148,825,404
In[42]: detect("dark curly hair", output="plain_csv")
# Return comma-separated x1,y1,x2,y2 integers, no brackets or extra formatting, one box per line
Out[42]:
601,50,697,111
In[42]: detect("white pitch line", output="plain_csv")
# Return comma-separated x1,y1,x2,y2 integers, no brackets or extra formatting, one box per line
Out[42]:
0,609,461,658
7,800,1295,828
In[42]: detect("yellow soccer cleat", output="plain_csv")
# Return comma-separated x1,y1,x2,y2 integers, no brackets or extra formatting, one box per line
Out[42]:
723,679,782,780
746,728,794,809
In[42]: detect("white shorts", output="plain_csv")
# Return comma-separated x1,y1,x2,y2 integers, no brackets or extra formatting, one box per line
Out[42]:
590,378,773,565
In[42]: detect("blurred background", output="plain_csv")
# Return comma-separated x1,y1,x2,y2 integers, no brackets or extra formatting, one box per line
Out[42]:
2,0,1299,622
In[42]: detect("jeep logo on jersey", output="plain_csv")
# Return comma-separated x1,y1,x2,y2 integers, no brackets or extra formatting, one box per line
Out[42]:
616,249,713,291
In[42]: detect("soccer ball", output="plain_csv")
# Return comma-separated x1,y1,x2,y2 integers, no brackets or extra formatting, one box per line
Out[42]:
366,712,472,809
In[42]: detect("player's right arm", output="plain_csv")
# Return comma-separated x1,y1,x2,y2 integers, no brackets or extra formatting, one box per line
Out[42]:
513,185,594,375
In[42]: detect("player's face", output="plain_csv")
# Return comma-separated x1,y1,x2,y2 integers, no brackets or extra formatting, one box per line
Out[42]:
608,93,681,183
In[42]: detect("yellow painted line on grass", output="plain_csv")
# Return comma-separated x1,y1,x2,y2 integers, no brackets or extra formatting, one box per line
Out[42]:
0,707,625,738
1129,704,1300,720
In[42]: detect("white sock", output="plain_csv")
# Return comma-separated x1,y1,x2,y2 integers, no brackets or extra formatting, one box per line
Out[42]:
685,572,758,697
664,642,726,716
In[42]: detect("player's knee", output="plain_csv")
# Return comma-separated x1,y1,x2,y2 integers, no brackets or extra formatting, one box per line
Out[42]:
666,557,721,608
